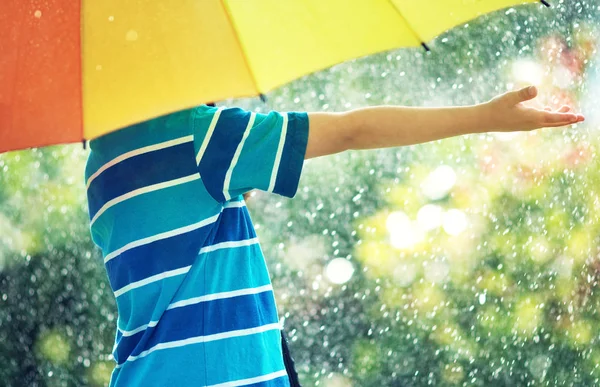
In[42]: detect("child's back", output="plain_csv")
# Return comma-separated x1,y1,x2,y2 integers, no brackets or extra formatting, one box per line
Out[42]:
85,105,309,386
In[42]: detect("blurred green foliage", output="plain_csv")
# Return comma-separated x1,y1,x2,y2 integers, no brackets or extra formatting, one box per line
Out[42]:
1,2,599,386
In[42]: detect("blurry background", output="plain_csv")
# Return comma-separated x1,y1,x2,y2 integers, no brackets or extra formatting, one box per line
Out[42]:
1,1,600,386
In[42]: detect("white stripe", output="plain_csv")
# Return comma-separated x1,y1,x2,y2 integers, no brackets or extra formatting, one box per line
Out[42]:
114,266,191,297
207,370,288,387
196,108,223,165
167,284,273,310
90,174,199,226
223,200,245,209
104,213,220,264
199,238,259,255
86,135,193,189
120,320,159,337
119,284,274,335
112,238,257,300
115,323,281,368
223,112,256,201
267,113,288,192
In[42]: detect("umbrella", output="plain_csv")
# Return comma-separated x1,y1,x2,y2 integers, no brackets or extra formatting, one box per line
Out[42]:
0,0,549,153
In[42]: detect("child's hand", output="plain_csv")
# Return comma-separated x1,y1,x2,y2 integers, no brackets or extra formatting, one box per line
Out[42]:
484,86,585,132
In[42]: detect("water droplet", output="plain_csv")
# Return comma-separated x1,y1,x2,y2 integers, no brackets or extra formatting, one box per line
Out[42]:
325,258,354,284
421,165,457,200
479,293,486,305
442,209,468,236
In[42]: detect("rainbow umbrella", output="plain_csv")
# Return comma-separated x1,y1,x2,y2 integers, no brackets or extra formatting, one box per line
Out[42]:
0,0,549,153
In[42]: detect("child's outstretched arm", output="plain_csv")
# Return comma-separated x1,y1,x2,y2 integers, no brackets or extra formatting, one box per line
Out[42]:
305,86,585,159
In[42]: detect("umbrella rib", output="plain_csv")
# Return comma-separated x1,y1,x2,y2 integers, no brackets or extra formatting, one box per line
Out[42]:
384,0,430,51
219,0,263,97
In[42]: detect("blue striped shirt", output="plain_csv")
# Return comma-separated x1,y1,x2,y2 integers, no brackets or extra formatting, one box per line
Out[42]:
85,105,309,386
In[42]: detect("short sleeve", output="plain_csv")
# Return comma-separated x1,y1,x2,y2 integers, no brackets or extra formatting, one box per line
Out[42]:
192,105,309,202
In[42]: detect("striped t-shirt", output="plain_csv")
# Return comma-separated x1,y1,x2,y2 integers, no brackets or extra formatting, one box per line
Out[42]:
85,105,309,386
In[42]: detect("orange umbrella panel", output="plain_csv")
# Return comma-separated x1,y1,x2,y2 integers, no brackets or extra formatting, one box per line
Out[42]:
0,0,83,152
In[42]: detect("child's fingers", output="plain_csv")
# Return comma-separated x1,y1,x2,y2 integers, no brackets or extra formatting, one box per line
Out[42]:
538,111,580,126
542,105,570,113
557,105,571,113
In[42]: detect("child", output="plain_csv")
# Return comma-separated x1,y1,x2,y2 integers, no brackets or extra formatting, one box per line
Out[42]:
85,86,583,387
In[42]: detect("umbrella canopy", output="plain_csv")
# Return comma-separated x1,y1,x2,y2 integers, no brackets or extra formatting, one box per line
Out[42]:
0,0,547,153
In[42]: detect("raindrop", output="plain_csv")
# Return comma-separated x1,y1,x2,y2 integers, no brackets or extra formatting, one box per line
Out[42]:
479,293,486,305
512,59,544,85
424,260,450,283
421,165,457,200
529,355,551,380
442,209,468,235
417,204,443,231
394,263,418,287
387,211,424,249
325,258,354,285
